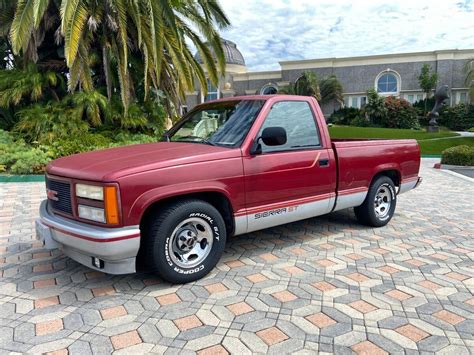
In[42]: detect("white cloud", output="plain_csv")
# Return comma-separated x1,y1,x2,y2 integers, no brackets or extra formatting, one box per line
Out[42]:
218,0,474,71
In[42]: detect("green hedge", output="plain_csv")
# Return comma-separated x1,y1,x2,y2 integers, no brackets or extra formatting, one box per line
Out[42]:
441,145,474,166
0,130,158,175
439,104,474,131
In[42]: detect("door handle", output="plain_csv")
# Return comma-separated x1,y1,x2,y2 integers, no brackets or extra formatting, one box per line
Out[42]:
319,158,330,167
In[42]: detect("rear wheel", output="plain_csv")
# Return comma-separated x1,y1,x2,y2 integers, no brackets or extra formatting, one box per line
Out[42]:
354,176,397,227
143,199,226,283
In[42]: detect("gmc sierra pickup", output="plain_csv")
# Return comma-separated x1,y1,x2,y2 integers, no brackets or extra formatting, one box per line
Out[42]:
36,95,422,283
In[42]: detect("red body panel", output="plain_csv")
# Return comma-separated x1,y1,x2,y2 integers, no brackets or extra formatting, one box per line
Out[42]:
46,95,421,230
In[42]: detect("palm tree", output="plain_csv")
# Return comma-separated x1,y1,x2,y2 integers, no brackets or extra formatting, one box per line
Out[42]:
8,0,230,114
279,71,343,105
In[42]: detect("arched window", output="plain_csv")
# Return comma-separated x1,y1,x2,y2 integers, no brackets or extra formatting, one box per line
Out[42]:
260,84,278,95
376,71,399,94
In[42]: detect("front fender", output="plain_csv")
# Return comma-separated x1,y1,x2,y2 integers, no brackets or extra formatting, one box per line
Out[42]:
128,181,235,224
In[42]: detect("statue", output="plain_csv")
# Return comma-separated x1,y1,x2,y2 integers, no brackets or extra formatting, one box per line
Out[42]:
427,85,449,132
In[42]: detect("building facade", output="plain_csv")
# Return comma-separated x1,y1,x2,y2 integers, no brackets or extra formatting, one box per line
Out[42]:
185,40,473,118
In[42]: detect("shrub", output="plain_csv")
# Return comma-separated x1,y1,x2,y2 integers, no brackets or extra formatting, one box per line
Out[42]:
49,133,112,158
329,107,362,125
0,142,52,174
111,132,157,145
439,104,474,131
350,116,371,127
383,96,420,129
468,127,474,132
9,148,51,174
441,145,474,166
0,129,14,144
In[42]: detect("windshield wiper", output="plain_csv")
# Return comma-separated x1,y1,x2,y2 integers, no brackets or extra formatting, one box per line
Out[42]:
176,136,217,146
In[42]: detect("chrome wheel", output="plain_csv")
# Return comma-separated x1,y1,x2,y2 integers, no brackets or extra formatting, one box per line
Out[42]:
168,217,213,268
374,183,392,219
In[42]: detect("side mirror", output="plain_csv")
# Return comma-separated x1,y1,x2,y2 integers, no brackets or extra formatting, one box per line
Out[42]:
261,126,287,146
250,126,287,155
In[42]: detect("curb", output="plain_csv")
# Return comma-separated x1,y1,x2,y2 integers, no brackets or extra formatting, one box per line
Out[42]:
437,169,474,183
0,175,45,183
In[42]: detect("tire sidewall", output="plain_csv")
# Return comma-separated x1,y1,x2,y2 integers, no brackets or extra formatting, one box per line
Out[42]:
156,202,226,282
368,177,397,226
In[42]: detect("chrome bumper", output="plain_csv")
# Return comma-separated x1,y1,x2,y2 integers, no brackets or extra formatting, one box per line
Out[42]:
36,200,140,274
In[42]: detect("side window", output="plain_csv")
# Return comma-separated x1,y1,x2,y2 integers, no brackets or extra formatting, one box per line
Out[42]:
259,101,320,153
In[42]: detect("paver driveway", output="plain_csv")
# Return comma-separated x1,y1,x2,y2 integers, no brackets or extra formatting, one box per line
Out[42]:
0,159,473,354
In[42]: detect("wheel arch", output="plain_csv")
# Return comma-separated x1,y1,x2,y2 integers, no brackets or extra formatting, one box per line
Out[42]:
139,191,235,237
370,168,401,187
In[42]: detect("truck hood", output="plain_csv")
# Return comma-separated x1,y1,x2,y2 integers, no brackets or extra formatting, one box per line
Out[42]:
47,142,242,181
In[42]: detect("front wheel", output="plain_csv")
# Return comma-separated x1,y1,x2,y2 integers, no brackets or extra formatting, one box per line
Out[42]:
354,176,397,227
143,199,226,283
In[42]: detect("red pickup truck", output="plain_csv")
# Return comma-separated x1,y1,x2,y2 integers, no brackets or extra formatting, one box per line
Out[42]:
36,95,421,283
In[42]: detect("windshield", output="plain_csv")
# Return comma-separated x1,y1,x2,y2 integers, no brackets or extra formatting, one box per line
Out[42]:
168,100,265,147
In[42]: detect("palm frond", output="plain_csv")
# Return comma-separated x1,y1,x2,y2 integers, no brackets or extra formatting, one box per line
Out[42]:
10,0,35,54
61,0,88,66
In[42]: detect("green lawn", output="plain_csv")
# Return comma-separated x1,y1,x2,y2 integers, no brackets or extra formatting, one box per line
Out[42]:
328,125,458,140
418,137,474,155
328,125,474,155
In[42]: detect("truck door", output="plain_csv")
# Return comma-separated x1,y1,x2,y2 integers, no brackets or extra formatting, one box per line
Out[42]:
242,100,336,232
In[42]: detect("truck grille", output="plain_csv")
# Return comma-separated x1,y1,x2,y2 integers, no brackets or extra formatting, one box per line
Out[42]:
46,178,73,215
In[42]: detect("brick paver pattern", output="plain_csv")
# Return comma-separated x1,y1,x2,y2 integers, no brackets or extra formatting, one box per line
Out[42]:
0,159,473,354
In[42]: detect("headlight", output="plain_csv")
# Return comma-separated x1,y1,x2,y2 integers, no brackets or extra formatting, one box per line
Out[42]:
78,205,105,223
76,184,103,200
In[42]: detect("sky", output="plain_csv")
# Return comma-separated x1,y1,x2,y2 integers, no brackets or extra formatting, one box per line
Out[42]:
218,0,474,71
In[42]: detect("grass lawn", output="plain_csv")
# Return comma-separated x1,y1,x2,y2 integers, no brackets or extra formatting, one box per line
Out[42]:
418,137,474,155
328,125,458,140
328,125,474,155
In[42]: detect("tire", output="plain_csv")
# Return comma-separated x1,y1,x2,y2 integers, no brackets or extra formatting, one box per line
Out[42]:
354,176,397,227
143,199,226,283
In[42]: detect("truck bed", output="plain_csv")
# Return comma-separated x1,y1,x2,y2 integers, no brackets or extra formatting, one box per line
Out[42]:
332,138,421,194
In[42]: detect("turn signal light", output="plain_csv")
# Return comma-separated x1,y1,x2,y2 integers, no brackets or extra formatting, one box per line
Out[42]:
104,186,119,224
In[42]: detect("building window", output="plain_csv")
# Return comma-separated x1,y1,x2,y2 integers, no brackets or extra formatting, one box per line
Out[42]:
344,95,367,109
455,91,468,104
260,84,278,95
351,97,358,108
405,93,424,104
375,70,400,95
377,73,398,93
204,79,219,102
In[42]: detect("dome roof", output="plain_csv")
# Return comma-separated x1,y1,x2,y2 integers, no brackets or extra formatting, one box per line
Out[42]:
194,39,245,66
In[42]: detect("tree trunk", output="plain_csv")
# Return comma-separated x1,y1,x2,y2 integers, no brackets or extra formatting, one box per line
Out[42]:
102,45,112,102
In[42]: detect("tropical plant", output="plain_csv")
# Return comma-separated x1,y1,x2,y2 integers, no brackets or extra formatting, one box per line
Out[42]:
465,59,474,102
279,71,343,105
417,64,438,114
329,107,362,125
383,96,420,129
14,101,89,143
363,89,387,125
0,63,63,107
8,0,230,115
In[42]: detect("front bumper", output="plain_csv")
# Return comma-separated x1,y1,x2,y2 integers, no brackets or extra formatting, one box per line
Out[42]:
36,200,140,274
